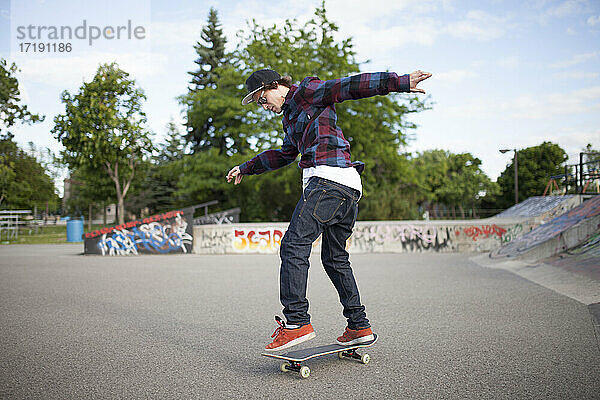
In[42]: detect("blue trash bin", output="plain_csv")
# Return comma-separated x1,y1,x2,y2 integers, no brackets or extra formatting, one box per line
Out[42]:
66,218,84,242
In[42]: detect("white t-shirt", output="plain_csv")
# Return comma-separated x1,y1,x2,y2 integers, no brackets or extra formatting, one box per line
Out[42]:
302,165,362,200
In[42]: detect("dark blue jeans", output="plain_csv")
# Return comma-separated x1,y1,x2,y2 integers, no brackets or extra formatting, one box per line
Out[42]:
279,177,370,330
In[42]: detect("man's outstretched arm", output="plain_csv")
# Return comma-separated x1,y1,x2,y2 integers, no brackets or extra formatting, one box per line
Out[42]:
226,135,299,185
299,70,431,106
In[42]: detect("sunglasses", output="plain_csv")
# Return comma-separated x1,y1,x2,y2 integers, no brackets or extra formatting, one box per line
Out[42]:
257,89,268,105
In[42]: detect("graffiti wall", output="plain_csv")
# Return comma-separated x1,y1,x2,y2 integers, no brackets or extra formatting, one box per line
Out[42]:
84,210,194,256
346,224,458,253
492,196,600,258
192,220,529,255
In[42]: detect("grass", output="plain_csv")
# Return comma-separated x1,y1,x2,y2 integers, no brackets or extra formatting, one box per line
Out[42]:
1,224,114,245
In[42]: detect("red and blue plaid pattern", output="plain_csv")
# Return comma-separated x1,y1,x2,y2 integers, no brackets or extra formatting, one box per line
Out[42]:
238,72,410,176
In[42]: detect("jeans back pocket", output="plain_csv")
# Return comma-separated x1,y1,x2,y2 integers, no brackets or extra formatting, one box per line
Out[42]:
313,189,346,223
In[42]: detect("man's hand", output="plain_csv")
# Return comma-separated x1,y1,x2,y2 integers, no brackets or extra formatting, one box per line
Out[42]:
409,70,432,94
226,166,243,185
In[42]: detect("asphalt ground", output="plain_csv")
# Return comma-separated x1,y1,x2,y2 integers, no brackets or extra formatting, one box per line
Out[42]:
1,245,599,399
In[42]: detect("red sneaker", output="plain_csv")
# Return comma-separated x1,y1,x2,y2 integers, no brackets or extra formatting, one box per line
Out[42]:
264,316,316,352
336,327,374,346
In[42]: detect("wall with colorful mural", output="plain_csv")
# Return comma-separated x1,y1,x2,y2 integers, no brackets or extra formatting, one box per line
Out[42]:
192,219,532,255
84,210,194,256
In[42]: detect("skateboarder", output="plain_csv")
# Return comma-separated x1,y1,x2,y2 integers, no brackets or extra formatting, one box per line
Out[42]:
227,68,431,351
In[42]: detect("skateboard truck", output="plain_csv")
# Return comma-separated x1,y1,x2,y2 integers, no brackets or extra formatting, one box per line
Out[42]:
338,348,371,364
280,361,311,378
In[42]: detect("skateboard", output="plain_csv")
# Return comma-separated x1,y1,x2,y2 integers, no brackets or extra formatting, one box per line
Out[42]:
262,334,378,378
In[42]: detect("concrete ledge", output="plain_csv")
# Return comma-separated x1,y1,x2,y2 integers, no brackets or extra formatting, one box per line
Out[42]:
193,218,532,255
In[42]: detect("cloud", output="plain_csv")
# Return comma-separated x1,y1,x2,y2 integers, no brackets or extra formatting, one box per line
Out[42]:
498,56,519,69
10,51,169,88
551,70,599,79
587,15,600,26
446,10,508,41
538,0,594,24
508,86,600,119
435,69,478,84
149,19,206,48
349,18,442,55
529,128,600,159
440,85,600,121
550,52,598,68
542,0,593,18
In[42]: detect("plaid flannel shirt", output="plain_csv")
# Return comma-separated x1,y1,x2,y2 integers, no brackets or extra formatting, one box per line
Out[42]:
238,72,410,176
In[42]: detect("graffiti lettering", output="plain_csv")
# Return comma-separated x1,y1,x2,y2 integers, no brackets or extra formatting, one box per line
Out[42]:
86,212,193,256
500,224,523,244
233,229,284,253
463,224,507,241
85,210,185,239
349,224,456,253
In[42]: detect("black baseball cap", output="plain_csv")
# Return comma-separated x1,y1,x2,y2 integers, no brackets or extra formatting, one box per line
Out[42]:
242,69,281,105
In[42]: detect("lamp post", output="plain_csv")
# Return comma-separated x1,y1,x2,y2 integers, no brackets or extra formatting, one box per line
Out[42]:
500,148,518,204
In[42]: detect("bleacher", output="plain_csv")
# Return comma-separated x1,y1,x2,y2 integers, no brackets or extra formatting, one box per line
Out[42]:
0,210,61,241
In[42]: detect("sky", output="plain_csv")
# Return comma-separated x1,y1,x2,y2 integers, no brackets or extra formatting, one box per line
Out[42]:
1,0,599,195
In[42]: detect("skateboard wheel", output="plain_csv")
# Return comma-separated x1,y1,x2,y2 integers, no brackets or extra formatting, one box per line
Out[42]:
280,362,290,372
338,352,345,360
299,366,310,378
361,353,371,364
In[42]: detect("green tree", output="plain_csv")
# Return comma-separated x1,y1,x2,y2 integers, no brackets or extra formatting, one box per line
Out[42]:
130,120,187,215
0,58,44,137
496,142,567,209
52,62,153,224
180,64,252,155
234,2,431,219
188,7,227,91
411,150,497,218
175,3,431,221
64,165,114,218
0,156,16,207
582,143,599,172
0,136,58,211
182,8,245,154
157,119,186,163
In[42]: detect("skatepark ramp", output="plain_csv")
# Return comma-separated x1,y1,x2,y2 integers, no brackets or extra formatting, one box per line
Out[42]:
490,195,600,261
545,233,600,269
495,195,582,222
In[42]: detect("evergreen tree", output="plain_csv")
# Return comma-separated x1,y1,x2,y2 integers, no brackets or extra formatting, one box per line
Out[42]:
157,118,186,163
183,8,232,154
176,2,432,220
188,7,227,91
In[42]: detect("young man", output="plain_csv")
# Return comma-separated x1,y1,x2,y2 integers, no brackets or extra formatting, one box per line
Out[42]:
226,68,431,351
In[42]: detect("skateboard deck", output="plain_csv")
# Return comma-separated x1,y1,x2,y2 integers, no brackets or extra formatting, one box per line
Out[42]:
262,334,377,378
